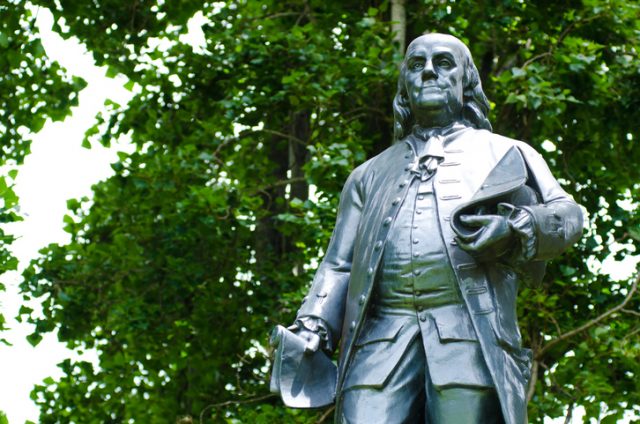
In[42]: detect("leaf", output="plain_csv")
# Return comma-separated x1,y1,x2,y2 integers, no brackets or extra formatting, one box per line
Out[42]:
511,67,526,78
628,225,640,241
0,31,9,48
26,333,43,347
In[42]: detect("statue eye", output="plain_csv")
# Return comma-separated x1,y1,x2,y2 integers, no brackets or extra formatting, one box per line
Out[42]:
437,58,454,68
410,61,424,71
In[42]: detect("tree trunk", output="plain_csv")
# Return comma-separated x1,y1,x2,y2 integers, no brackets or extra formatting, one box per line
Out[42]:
391,0,407,56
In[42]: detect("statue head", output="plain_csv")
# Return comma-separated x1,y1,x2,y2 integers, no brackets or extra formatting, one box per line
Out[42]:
393,33,492,140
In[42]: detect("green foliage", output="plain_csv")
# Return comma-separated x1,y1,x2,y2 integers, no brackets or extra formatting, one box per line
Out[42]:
0,1,86,343
15,0,640,423
0,1,86,163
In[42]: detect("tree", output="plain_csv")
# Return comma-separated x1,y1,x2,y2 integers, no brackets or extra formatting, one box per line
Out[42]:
0,1,85,343
17,0,640,423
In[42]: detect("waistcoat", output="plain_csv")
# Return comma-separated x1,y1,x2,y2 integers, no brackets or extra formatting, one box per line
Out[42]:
374,174,463,312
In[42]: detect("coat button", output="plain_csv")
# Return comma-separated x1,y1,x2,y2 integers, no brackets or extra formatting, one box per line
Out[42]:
359,294,366,305
367,267,374,276
383,217,392,226
350,321,356,330
392,197,401,205
415,210,422,215
420,314,427,322
374,241,383,250
413,238,419,244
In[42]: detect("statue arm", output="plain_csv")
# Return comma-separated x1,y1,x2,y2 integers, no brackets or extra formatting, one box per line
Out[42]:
455,143,583,264
515,143,584,261
294,163,367,350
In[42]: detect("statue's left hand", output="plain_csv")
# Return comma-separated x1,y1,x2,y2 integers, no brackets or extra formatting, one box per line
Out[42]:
455,214,514,260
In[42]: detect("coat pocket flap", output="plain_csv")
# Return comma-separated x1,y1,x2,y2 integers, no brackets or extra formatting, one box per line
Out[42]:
432,304,478,342
355,318,404,346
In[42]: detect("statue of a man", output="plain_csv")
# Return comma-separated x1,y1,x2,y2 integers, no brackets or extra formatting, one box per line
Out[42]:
279,33,583,424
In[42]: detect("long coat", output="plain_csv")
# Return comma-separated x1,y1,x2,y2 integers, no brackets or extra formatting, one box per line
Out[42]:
296,126,583,424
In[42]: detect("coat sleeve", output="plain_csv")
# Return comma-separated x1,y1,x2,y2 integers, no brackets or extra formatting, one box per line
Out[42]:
516,142,584,260
296,162,368,348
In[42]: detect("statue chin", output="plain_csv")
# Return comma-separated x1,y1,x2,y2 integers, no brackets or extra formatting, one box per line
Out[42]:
414,106,459,127
410,93,463,127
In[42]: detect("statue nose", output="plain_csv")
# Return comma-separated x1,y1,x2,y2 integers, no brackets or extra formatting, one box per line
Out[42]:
422,59,436,79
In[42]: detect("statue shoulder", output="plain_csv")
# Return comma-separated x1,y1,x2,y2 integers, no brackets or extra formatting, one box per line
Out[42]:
468,129,543,159
348,141,405,180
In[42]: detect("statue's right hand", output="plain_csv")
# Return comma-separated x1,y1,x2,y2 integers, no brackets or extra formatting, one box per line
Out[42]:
287,323,321,354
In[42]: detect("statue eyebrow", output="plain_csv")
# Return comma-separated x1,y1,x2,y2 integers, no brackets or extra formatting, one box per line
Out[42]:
431,50,456,59
406,48,456,61
406,50,426,60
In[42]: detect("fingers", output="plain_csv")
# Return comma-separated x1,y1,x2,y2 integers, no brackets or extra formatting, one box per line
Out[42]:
460,214,498,227
455,227,484,243
456,214,512,257
456,236,487,252
304,332,320,354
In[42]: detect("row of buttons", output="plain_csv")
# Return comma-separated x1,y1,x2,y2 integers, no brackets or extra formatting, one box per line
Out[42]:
349,146,426,335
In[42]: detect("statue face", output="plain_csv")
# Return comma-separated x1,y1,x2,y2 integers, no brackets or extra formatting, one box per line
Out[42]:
403,34,466,126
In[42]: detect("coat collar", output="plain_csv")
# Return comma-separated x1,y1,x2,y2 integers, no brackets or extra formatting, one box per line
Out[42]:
403,122,473,160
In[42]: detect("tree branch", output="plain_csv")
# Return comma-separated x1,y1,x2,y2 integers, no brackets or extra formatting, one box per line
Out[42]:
564,402,574,424
316,405,336,423
210,127,308,161
526,358,539,403
522,13,604,69
253,177,307,193
259,129,308,146
621,308,640,317
198,393,277,423
535,272,639,359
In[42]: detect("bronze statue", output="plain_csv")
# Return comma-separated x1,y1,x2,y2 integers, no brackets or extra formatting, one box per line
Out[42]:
271,33,583,424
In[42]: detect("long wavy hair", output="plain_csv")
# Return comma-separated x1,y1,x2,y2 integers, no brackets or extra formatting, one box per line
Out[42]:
392,35,492,141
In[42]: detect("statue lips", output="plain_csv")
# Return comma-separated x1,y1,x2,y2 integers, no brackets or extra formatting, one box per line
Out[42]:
418,83,446,106
421,83,441,91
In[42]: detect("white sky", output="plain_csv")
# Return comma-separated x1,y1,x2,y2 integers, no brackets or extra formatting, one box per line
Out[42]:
0,5,636,424
0,7,133,422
